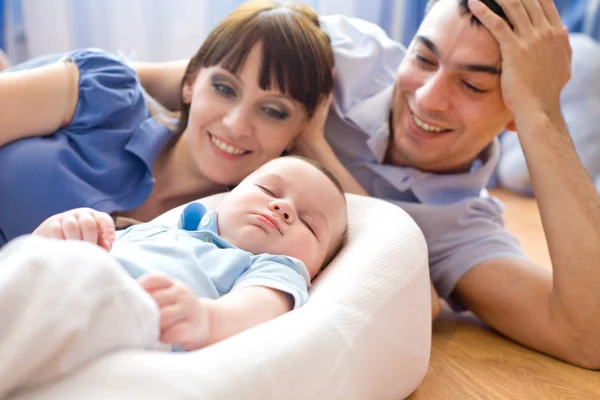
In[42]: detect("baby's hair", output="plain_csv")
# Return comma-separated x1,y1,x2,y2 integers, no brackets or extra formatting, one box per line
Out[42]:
283,155,348,275
284,155,346,199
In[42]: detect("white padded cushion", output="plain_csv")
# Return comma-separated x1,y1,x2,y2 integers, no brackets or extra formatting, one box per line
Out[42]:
13,193,431,400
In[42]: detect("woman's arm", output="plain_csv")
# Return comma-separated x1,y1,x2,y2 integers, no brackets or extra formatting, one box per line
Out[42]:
0,61,79,146
0,60,79,148
130,60,188,111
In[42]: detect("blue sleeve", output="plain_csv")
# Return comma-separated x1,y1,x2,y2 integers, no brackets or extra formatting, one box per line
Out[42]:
231,255,311,309
65,48,147,134
0,49,152,246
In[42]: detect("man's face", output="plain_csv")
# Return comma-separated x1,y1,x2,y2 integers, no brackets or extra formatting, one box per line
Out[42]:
388,0,515,172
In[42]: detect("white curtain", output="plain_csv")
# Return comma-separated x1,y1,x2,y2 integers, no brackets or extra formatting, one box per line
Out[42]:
4,0,406,63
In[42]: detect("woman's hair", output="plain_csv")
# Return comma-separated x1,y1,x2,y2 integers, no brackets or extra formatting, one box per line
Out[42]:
160,0,334,134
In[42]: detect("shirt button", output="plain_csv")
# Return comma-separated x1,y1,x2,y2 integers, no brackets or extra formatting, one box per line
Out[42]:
200,214,211,227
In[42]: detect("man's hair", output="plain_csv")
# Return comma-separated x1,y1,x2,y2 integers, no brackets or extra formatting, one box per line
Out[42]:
425,0,511,28
285,155,349,274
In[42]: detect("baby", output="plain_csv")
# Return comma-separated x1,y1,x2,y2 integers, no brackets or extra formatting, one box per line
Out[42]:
33,155,348,351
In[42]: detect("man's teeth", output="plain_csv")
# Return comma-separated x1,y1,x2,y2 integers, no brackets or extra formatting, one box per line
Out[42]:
211,135,247,155
412,114,448,133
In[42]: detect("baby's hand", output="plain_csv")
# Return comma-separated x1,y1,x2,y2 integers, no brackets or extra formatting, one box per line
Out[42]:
33,208,115,251
138,273,210,351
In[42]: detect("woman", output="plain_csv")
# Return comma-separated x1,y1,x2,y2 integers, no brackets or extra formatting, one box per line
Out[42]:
0,0,334,246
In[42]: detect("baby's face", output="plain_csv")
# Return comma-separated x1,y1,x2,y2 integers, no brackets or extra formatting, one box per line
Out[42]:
216,157,347,278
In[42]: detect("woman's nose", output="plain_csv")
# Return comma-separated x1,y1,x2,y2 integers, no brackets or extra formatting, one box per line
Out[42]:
222,105,254,138
268,199,295,224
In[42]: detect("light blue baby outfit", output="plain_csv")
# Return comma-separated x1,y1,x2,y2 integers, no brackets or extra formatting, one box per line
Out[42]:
112,202,310,309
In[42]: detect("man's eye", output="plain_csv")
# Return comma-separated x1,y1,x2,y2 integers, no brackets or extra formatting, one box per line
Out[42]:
262,107,289,120
463,82,488,94
256,184,276,196
213,83,236,97
415,54,435,66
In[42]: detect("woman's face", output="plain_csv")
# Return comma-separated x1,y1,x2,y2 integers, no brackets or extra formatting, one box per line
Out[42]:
181,44,310,186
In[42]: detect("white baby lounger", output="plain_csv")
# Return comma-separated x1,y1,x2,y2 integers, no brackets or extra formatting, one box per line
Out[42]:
9,193,431,400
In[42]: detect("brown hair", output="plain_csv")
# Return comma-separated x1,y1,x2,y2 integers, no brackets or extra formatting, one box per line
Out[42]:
425,0,511,27
170,0,334,135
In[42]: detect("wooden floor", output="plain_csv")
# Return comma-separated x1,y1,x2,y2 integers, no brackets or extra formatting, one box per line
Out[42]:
407,189,600,399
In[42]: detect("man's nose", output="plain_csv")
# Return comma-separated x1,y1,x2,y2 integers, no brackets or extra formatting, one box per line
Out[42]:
268,199,295,225
415,72,451,113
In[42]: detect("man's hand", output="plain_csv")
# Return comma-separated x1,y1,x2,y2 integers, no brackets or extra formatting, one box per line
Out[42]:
138,273,210,351
468,0,571,120
33,208,115,251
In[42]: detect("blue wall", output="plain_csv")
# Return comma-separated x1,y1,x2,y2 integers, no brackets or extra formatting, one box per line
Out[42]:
401,0,599,46
0,0,4,49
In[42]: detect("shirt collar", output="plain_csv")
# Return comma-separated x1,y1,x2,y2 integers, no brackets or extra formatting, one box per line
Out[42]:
409,140,499,204
345,84,500,203
342,84,395,164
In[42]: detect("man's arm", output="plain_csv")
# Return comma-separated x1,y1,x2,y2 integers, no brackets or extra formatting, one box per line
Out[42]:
455,257,599,369
461,0,600,370
131,60,188,111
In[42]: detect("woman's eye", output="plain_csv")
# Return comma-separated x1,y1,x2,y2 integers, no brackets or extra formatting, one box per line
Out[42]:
463,82,488,94
256,184,276,197
213,83,236,97
262,107,289,120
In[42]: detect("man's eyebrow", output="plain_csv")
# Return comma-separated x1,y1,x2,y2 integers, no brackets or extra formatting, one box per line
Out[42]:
416,35,502,76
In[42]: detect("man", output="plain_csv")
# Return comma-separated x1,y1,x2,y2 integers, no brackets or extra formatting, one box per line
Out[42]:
135,0,600,369
301,0,600,369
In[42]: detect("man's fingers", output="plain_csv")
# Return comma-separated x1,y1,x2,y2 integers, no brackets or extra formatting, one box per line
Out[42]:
539,0,563,26
491,0,532,34
468,0,516,44
520,0,549,28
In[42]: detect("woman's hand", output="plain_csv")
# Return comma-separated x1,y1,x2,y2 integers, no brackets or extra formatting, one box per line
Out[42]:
295,92,334,154
33,207,115,251
138,273,211,351
468,0,571,125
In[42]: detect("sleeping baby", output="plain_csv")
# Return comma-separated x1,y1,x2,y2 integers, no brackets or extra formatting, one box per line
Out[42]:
33,155,349,351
